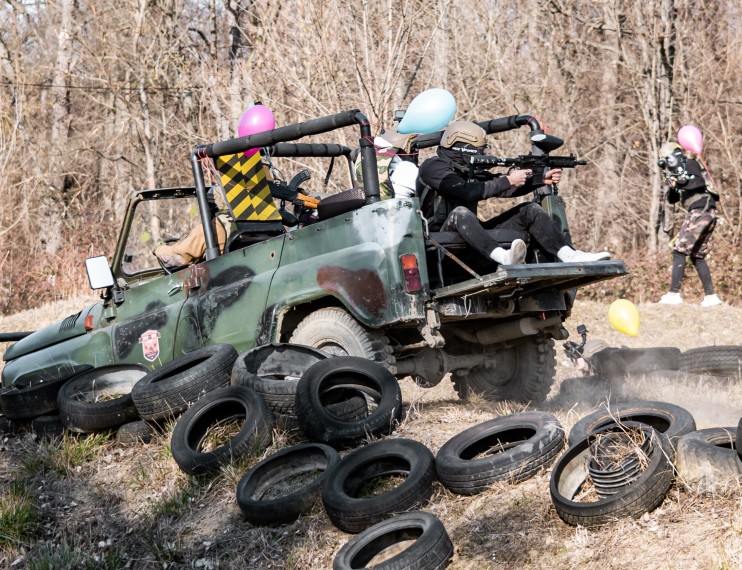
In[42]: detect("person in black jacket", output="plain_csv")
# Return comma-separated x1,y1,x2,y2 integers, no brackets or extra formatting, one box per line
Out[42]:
656,142,722,307
416,120,611,265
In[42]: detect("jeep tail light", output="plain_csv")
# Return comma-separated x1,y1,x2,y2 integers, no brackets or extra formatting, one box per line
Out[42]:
84,315,94,331
400,254,422,293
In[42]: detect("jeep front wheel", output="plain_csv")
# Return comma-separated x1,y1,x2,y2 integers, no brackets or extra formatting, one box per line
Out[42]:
451,335,556,404
289,307,395,369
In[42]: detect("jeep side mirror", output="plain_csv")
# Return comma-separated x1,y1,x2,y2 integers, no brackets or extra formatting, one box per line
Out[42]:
85,256,115,290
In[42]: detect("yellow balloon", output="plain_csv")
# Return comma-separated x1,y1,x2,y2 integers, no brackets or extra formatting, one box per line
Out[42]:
608,299,640,337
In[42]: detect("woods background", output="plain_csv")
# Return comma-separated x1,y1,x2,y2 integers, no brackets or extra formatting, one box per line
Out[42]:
0,0,739,314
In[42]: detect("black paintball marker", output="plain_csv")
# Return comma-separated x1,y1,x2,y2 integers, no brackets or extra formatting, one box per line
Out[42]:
470,153,587,173
269,169,319,209
657,154,694,187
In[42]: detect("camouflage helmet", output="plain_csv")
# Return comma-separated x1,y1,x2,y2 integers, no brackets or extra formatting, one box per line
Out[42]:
379,128,418,154
440,121,486,149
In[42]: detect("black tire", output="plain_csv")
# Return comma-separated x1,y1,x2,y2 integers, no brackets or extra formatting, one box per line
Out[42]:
289,307,395,369
132,344,237,421
170,385,273,475
737,416,742,461
550,425,674,527
236,443,340,526
322,438,436,533
676,427,742,493
679,346,742,377
31,414,65,439
332,511,454,570
116,420,154,445
435,411,565,495
295,356,402,448
57,365,148,433
0,375,72,420
231,343,328,415
568,400,696,447
272,393,368,436
451,336,556,404
590,347,681,380
0,415,21,435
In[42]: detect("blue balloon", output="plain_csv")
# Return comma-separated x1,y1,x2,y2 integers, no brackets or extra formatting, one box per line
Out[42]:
397,88,457,135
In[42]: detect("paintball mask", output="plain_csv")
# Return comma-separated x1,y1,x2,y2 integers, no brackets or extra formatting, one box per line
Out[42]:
657,142,691,186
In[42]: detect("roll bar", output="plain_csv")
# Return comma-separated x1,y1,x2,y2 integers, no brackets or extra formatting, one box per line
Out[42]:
416,115,541,149
191,110,378,260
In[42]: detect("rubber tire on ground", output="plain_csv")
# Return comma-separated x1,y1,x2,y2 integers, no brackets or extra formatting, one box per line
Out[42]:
231,343,328,415
550,426,674,527
289,307,395,369
679,346,742,377
116,420,154,445
170,385,273,475
321,438,435,534
451,335,556,404
31,415,65,439
436,411,565,495
567,400,696,447
0,375,74,420
676,427,742,493
0,415,21,435
132,344,237,421
236,442,340,526
332,511,454,570
590,347,681,380
295,356,402,448
57,364,148,433
273,393,368,436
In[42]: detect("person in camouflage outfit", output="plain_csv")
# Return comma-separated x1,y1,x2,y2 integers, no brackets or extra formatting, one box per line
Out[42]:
657,142,723,307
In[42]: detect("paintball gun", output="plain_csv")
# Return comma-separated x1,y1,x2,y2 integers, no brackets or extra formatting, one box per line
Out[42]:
470,153,587,173
269,169,320,209
657,153,694,187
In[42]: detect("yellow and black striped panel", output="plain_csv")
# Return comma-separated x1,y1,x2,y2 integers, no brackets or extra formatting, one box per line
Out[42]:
214,153,281,221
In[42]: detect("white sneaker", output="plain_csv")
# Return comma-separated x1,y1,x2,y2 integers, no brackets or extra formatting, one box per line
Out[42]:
557,246,611,263
700,294,722,307
509,239,527,264
658,292,683,305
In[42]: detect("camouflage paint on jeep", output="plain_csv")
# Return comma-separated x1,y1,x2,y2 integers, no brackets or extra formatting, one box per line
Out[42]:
113,301,169,358
317,266,386,318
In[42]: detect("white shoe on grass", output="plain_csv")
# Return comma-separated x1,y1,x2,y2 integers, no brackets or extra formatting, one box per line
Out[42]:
700,294,722,307
658,292,683,305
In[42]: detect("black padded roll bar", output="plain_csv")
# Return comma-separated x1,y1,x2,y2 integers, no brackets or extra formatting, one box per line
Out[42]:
0,331,33,342
191,110,378,259
416,114,539,149
264,143,352,157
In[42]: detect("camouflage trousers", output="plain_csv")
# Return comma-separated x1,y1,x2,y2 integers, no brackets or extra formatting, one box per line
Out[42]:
673,208,716,259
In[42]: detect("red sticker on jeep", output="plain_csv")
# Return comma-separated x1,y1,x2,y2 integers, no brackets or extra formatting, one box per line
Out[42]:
139,330,161,362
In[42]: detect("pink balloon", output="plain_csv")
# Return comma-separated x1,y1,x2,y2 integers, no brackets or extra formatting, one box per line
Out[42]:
677,124,703,155
238,104,275,157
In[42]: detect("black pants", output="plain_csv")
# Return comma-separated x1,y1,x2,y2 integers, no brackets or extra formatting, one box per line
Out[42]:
669,250,715,295
441,202,569,258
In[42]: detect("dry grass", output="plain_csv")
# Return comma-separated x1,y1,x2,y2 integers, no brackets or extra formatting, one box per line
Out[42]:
1,298,742,568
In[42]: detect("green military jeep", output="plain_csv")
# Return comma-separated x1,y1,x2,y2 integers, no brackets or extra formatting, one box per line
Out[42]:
2,109,627,404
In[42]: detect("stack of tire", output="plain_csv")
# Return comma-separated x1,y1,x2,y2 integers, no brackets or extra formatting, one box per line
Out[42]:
0,369,86,438
550,399,742,526
233,347,567,570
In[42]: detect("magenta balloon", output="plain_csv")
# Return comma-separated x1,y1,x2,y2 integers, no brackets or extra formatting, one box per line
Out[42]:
238,104,276,156
677,124,703,155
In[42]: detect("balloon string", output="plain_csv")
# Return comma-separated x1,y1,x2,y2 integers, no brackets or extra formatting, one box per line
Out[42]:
697,155,720,192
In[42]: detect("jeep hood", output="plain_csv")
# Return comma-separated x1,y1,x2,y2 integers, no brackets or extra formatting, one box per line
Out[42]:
3,303,103,361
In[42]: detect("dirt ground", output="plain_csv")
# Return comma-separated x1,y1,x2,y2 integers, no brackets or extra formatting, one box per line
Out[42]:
1,297,741,569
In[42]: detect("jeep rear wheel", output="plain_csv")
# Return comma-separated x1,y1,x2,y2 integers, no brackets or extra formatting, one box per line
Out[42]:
289,307,395,369
451,336,556,404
